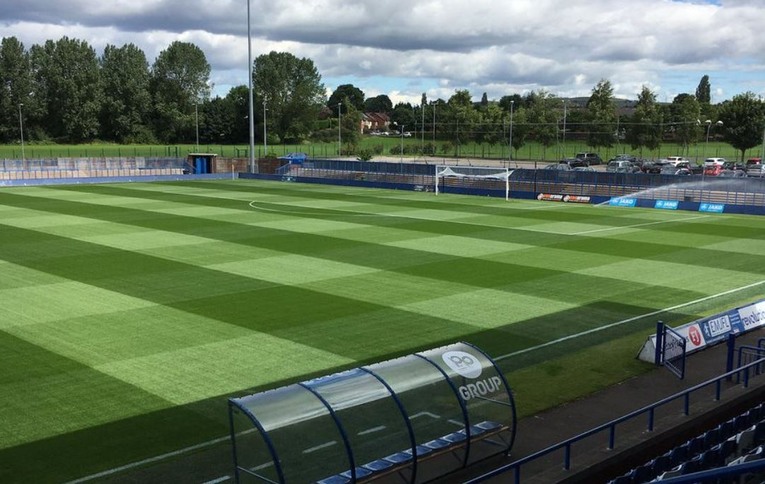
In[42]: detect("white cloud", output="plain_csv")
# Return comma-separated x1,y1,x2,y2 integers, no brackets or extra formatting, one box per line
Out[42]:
1,0,764,104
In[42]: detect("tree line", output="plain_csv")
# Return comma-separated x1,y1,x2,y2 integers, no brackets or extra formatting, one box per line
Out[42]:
2,36,764,161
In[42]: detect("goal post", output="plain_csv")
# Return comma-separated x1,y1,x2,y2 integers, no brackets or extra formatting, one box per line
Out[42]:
434,165,512,201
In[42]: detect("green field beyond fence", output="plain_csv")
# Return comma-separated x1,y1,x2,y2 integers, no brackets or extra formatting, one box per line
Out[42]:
1,179,764,482
0,138,747,164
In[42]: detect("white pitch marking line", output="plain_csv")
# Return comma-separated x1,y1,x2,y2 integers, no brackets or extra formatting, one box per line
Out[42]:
64,435,231,483
248,200,711,237
567,214,710,235
303,441,337,454
359,425,387,436
496,279,765,361
202,476,231,484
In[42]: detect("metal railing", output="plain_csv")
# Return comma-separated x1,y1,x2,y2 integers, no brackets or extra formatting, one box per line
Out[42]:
466,358,765,483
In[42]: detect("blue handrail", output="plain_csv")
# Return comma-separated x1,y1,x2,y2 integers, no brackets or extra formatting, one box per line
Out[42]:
465,357,765,483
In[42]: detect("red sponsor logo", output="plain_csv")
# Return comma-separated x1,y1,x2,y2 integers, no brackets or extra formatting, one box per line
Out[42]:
537,193,564,202
688,326,702,347
563,195,591,204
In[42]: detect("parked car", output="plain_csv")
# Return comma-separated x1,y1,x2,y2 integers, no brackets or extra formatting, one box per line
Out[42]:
545,163,572,170
704,157,727,167
660,164,691,176
718,169,747,178
560,158,589,168
663,156,692,166
746,158,764,177
607,160,639,173
703,164,724,176
575,152,603,165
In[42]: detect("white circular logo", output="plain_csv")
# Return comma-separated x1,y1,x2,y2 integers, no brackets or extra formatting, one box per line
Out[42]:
442,351,482,378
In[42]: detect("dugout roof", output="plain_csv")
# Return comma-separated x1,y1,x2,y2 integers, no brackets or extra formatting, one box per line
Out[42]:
228,342,517,483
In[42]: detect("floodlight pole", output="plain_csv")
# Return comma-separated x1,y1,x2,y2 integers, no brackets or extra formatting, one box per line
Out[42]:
247,0,255,172
400,125,405,162
195,99,199,152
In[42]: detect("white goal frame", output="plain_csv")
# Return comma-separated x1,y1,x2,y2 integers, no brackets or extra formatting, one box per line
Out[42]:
434,165,512,201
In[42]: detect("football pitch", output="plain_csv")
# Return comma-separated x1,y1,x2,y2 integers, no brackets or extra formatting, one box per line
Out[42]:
1,179,765,482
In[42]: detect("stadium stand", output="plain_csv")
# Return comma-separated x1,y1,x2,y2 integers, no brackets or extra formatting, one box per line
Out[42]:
607,403,765,482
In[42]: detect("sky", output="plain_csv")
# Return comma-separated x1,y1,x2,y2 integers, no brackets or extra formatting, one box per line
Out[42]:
1,0,764,106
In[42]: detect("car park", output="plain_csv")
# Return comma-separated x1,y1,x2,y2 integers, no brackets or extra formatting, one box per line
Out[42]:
660,164,691,176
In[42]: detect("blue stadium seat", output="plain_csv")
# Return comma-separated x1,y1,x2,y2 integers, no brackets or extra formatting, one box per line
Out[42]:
475,420,502,432
741,445,764,463
703,427,722,448
422,438,452,451
340,467,372,480
700,443,724,469
362,458,393,473
737,425,757,454
657,464,683,480
651,454,672,475
668,444,690,467
383,451,412,465
753,420,765,445
680,454,703,475
442,431,468,444
316,474,349,484
403,444,434,459
687,435,706,456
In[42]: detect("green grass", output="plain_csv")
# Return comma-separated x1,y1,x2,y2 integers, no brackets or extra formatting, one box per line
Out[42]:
1,180,765,482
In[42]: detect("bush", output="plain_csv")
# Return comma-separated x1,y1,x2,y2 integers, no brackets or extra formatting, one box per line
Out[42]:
356,149,375,161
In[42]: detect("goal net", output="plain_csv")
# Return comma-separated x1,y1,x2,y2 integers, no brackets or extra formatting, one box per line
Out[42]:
434,165,513,200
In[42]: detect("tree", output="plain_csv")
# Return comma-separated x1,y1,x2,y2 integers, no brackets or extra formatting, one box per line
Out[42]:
696,75,711,105
525,90,558,151
252,51,325,143
30,37,101,142
441,90,478,155
499,94,523,113
223,85,251,143
390,102,416,132
150,41,211,143
669,93,701,155
0,37,34,143
363,94,393,114
100,43,152,143
328,84,364,114
717,92,765,161
626,85,663,156
586,79,617,150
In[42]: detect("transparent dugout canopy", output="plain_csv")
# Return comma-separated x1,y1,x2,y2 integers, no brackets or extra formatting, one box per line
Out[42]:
228,342,517,483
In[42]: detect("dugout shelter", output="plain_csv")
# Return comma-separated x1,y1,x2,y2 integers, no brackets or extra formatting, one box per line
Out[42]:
228,342,517,483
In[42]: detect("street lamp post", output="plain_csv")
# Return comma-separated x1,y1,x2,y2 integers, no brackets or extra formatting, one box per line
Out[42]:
263,96,268,156
562,100,567,155
400,125,405,162
704,119,723,159
18,103,25,163
432,101,436,147
508,100,514,166
194,99,200,152
337,103,342,157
